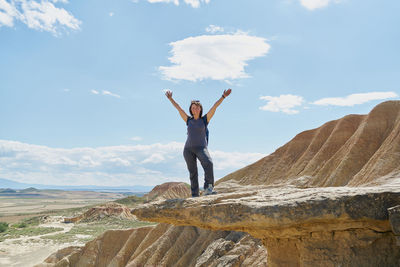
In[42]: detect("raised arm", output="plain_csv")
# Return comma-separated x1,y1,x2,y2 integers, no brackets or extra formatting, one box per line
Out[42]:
165,90,188,122
206,89,232,123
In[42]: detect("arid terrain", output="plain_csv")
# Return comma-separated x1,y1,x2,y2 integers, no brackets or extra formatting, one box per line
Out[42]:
0,188,152,266
7,101,400,266
37,101,400,267
0,188,128,222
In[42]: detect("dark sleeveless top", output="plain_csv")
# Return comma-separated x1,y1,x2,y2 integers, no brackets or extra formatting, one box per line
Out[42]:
184,114,208,148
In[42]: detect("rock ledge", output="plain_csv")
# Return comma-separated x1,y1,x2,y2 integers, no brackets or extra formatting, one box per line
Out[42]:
133,183,400,266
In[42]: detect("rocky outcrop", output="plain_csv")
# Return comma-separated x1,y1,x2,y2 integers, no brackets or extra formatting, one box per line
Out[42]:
64,202,135,223
144,182,191,202
133,183,400,266
389,205,400,245
36,223,267,267
218,101,400,187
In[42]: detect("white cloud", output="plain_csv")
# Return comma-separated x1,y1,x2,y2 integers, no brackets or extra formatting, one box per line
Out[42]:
183,0,210,8
0,0,80,35
147,0,179,6
299,0,340,10
0,0,19,27
160,33,270,82
313,92,398,106
258,91,398,114
205,24,224,34
102,90,121,98
259,94,304,114
109,12,114,17
211,150,266,171
141,153,166,164
0,140,184,186
91,89,121,98
21,0,81,34
130,136,143,141
0,140,266,187
147,0,210,8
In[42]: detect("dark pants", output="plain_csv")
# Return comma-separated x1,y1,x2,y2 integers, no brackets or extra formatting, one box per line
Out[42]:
183,147,214,197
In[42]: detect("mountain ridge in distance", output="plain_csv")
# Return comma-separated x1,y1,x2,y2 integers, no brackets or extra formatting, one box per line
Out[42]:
0,178,154,193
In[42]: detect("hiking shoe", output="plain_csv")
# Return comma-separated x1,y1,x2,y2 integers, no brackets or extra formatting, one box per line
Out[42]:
204,185,217,196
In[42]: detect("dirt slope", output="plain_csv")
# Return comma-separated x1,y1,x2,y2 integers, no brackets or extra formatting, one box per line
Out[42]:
37,224,267,267
144,182,191,201
217,100,400,187
64,202,135,223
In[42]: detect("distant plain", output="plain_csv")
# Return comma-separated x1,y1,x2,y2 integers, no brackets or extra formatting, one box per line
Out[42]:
0,188,152,266
0,189,128,223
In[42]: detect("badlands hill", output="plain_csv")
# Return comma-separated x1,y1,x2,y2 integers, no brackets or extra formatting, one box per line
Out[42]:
64,202,135,223
39,224,267,267
218,100,400,187
38,101,400,267
144,182,191,201
133,101,400,266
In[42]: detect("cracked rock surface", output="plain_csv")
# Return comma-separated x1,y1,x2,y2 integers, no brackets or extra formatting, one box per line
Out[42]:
133,183,400,266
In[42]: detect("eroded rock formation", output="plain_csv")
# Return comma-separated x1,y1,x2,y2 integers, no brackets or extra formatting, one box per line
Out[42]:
133,101,400,266
218,101,400,187
64,202,135,223
39,101,400,266
133,183,400,266
144,182,191,201
36,223,267,267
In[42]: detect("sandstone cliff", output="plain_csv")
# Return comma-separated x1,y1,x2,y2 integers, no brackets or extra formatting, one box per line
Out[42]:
217,100,400,188
37,223,267,267
133,183,400,266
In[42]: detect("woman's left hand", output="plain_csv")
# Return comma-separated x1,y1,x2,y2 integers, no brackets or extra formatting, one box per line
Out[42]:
223,89,232,98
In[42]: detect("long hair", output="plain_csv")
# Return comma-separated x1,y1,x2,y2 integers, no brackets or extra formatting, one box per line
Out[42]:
189,100,203,118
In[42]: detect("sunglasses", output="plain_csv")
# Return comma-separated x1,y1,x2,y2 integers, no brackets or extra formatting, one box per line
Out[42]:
191,100,200,104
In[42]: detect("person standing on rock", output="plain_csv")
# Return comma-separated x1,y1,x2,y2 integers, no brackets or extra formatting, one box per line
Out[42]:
165,89,232,197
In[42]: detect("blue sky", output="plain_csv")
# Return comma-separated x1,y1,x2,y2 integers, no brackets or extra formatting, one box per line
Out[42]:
0,0,399,187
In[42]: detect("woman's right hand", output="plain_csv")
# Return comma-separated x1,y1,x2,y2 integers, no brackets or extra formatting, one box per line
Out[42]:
165,90,172,99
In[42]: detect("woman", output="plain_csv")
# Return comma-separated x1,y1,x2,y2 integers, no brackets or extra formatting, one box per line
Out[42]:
165,89,232,197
